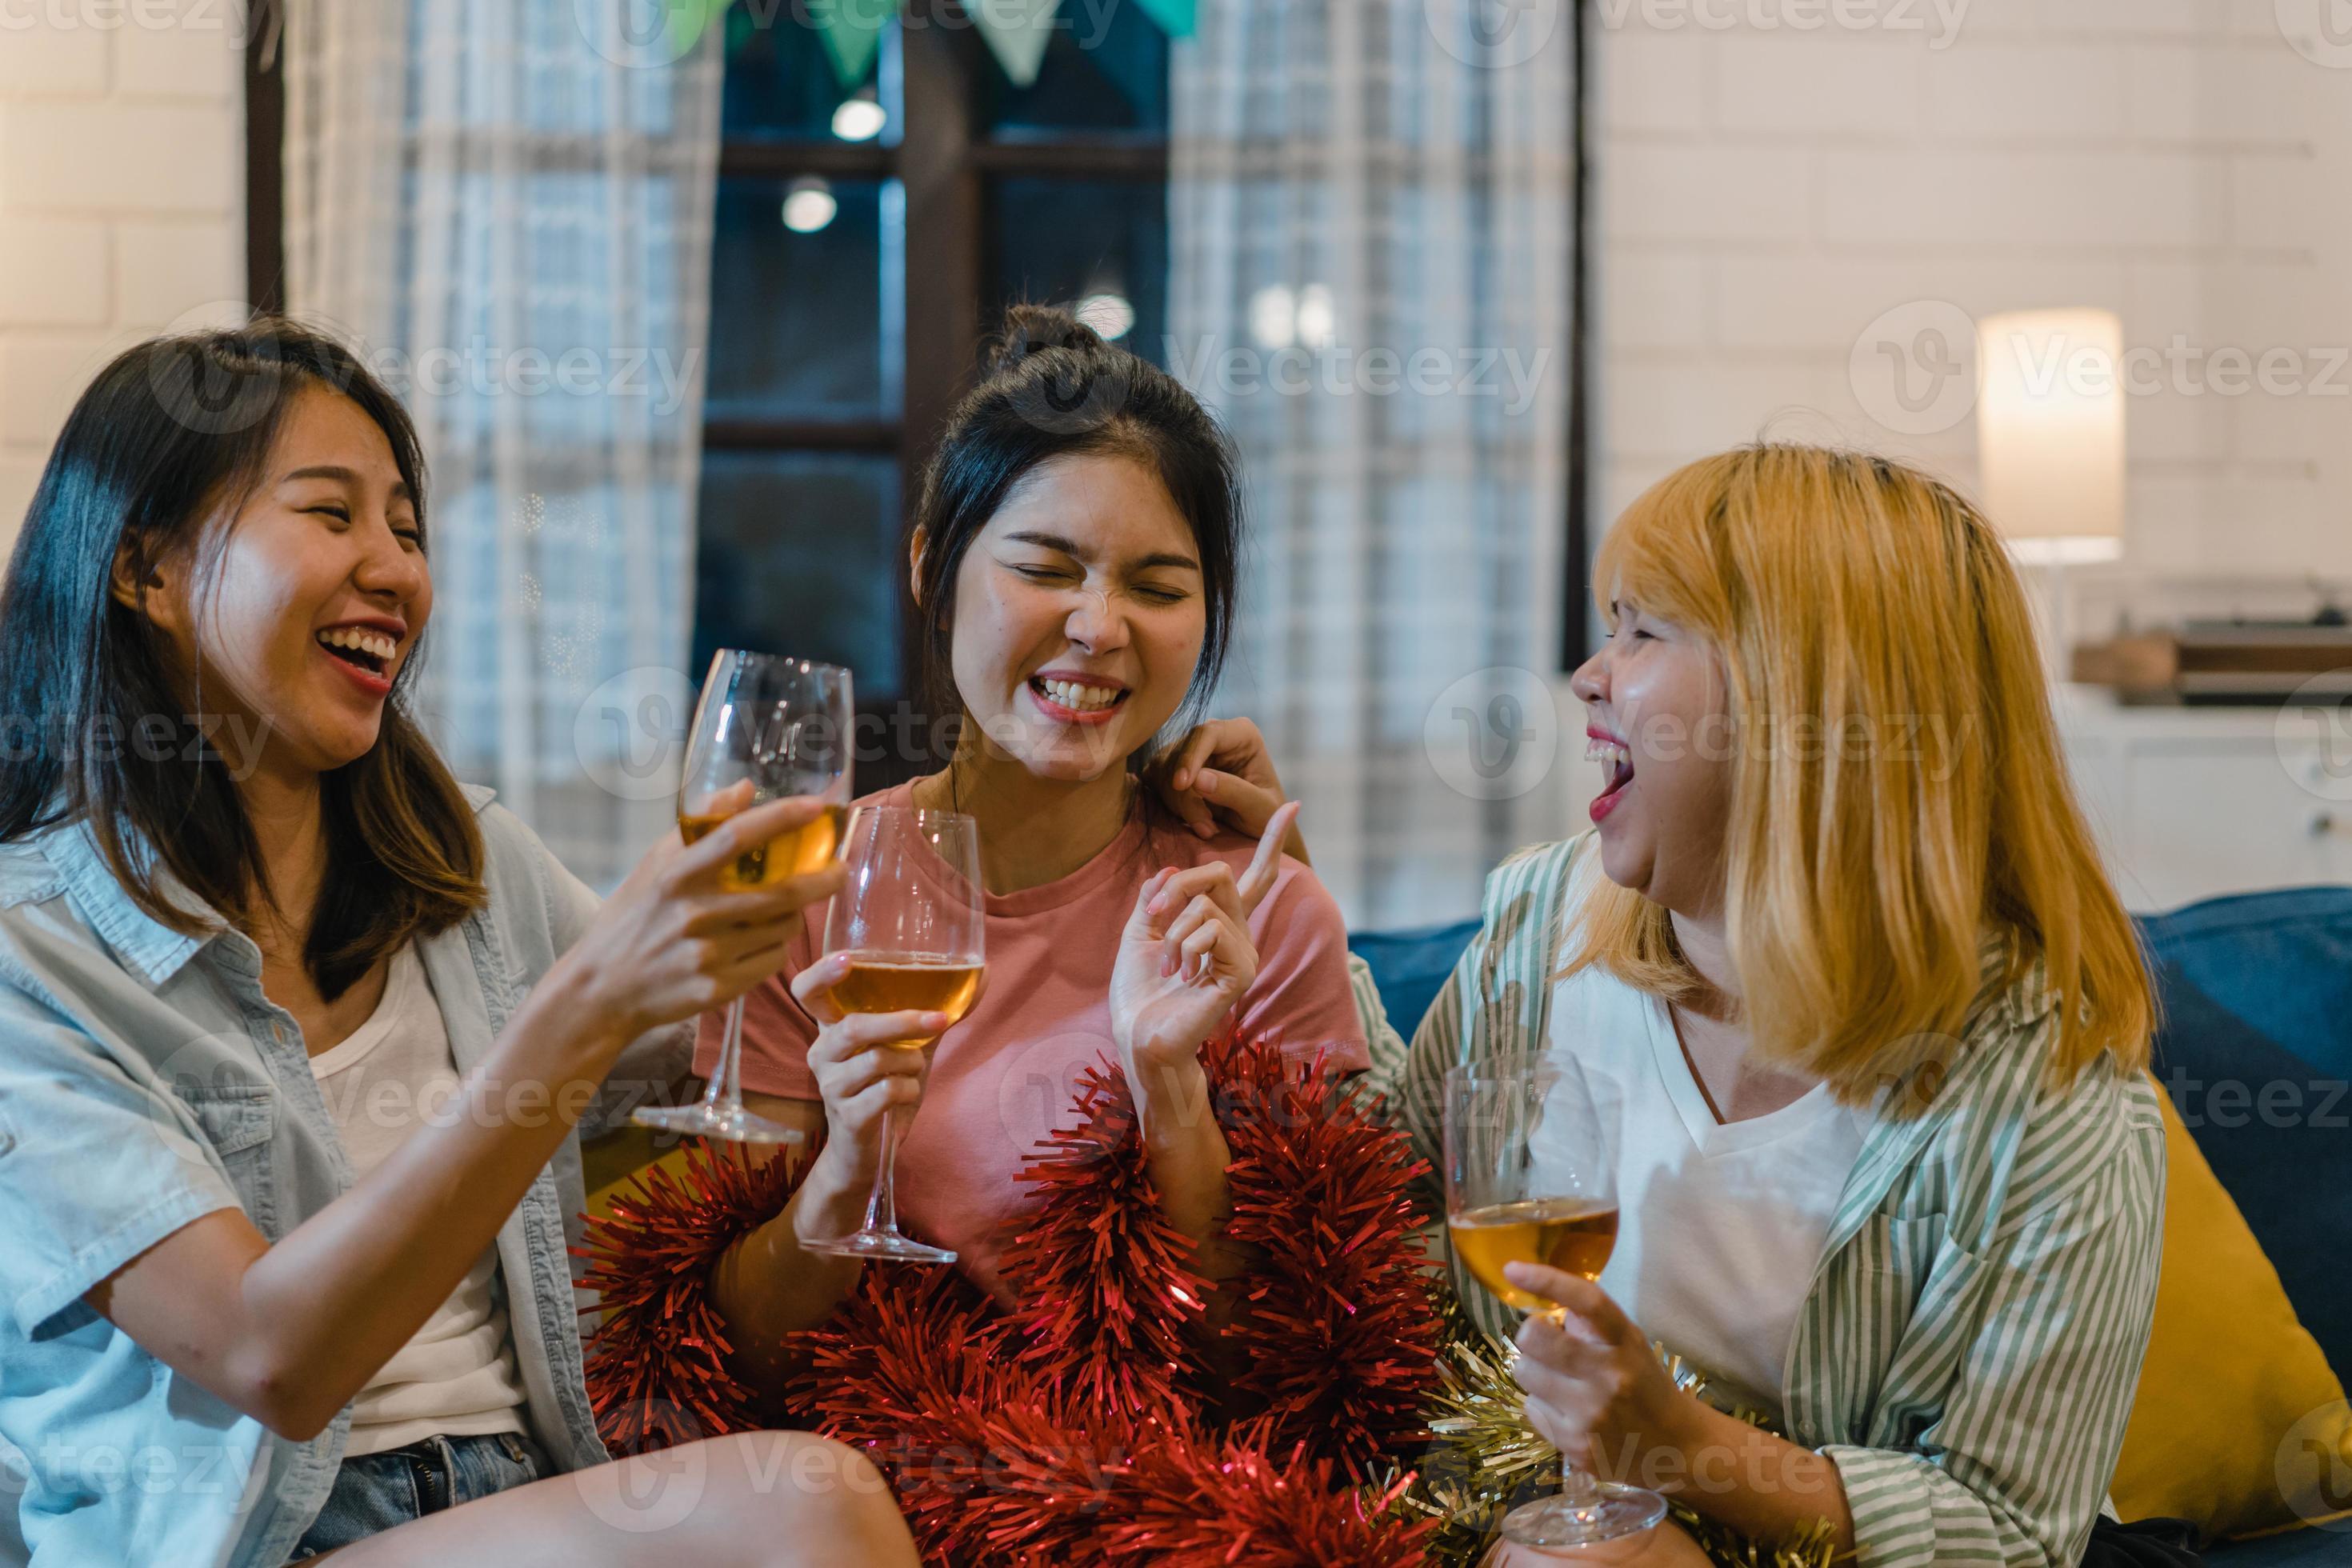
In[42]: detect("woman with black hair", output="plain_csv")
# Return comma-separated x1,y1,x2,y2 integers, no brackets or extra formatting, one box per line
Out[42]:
0,322,918,1566
678,305,1374,1363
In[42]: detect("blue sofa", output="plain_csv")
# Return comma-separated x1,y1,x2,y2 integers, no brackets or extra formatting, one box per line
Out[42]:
1347,887,2352,1565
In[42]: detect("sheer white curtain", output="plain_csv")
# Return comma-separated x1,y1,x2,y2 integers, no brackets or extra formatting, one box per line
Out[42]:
281,0,722,886
1169,0,1578,928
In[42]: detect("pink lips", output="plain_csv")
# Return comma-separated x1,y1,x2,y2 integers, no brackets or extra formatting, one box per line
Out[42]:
1588,725,1633,825
1026,671,1130,727
318,640,394,699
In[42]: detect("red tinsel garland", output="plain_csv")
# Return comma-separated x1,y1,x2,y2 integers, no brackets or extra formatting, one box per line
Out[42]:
574,1029,1444,1564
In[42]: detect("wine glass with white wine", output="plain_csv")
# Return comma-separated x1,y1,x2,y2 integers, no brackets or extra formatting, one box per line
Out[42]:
633,650,852,1146
802,803,986,1265
1444,1051,1668,1550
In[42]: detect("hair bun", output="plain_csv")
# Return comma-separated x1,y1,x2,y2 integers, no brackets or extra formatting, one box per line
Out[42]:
986,303,1107,378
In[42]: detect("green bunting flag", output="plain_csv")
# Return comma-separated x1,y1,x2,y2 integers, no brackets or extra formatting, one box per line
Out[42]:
967,0,1061,87
808,0,899,87
1130,0,1197,38
662,0,734,62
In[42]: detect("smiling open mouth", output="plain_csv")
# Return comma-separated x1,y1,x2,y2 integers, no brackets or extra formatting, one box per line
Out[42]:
1028,676,1128,715
1588,734,1634,815
317,627,395,679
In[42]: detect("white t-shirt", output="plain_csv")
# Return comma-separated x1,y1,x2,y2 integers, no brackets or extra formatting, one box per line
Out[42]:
307,945,529,1456
1538,846,1867,1420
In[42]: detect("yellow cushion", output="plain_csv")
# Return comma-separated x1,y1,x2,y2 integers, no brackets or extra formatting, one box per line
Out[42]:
580,1124,698,1221
2110,1082,2352,1540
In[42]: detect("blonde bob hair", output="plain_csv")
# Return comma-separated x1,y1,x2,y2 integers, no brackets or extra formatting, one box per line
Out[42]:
1563,443,2151,1111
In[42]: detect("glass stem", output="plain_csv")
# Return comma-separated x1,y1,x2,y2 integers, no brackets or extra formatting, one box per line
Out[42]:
1532,1308,1603,1505
700,997,748,1113
861,1106,902,1236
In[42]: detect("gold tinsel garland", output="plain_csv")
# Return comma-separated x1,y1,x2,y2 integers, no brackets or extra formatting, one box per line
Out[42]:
1393,1302,1842,1568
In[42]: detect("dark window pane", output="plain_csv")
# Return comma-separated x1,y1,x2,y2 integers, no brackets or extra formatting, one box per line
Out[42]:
981,6,1168,134
694,452,904,699
705,177,903,421
986,178,1167,366
721,13,898,143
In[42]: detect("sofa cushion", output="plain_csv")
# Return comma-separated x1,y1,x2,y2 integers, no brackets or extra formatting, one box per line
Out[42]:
2110,1084,2350,1539
2137,889,2352,1386
1347,918,1480,1049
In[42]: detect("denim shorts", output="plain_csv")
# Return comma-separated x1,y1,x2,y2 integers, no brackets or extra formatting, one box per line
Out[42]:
287,1430,550,1561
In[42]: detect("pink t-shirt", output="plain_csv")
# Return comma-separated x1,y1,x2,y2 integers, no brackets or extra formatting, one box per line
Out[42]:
697,779,1370,1299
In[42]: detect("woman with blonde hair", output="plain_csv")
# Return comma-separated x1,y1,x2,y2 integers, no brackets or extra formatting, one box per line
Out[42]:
1178,443,2170,1567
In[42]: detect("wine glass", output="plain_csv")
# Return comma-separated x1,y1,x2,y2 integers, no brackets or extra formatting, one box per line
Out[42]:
633,650,852,1146
1443,1052,1668,1550
803,804,986,1265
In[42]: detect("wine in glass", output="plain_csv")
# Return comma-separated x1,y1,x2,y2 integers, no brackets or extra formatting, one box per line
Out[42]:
633,650,852,1146
1444,1052,1668,1550
803,804,986,1265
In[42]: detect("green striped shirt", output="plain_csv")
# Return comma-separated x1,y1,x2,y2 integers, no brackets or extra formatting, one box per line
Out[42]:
1365,834,2166,1568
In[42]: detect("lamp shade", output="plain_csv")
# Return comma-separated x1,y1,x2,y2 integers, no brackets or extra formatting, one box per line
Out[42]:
1975,307,2126,564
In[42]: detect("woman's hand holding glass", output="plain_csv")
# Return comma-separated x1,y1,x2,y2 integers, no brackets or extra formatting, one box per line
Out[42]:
552,790,845,1051
800,805,986,1266
787,950,974,1204
1108,799,1299,1074
1444,1054,1669,1551
1506,1262,1699,1486
635,650,854,1146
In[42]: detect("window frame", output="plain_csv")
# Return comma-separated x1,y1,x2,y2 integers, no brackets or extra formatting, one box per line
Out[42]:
242,1,1590,736
714,5,1171,774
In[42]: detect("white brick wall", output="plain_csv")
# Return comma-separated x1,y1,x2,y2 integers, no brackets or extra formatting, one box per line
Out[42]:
0,1,245,559
1590,0,2352,599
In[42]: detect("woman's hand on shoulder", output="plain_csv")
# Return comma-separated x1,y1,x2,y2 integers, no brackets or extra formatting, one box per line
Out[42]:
552,790,846,1050
1110,800,1300,1076
1147,718,1310,866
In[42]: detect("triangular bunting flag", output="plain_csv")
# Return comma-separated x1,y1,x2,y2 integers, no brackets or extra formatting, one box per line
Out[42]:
1131,0,1197,38
810,0,900,88
968,0,1061,87
656,0,736,62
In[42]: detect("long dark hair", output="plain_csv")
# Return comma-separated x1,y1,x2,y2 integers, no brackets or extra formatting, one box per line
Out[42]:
0,318,484,1001
912,304,1243,750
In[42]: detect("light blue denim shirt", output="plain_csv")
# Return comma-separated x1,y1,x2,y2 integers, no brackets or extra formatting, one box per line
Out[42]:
0,788,689,1567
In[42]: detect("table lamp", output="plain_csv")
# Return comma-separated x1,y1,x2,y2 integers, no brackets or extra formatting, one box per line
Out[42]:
1976,306,2126,674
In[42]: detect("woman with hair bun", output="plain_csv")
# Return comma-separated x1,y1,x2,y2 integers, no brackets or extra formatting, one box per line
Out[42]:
675,304,1374,1354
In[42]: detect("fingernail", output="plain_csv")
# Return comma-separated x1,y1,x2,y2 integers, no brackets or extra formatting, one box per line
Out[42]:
1193,822,1214,838
924,1012,950,1030
1174,770,1190,790
1196,774,1217,794
1160,954,1174,978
